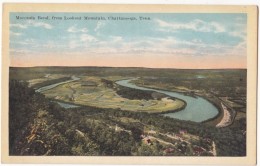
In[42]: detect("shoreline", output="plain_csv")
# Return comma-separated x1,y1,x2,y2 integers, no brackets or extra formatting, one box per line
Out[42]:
132,82,224,125
151,99,187,115
51,97,188,114
114,82,188,114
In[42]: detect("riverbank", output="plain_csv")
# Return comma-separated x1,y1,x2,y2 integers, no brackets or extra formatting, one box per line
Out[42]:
216,103,231,127
35,75,80,93
116,79,219,122
200,94,236,127
132,81,224,125
153,100,187,115
115,83,187,114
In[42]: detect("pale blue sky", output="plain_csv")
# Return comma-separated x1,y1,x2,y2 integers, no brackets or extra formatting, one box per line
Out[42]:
9,13,247,68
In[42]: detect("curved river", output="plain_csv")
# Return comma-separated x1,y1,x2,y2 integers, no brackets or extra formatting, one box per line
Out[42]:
116,78,219,122
36,76,80,93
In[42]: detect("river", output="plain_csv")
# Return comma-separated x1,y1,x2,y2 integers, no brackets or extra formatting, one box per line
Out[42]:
35,76,80,93
56,101,80,109
116,78,219,122
36,76,218,122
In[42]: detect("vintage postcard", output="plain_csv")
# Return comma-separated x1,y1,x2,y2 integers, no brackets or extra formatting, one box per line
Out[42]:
1,4,257,165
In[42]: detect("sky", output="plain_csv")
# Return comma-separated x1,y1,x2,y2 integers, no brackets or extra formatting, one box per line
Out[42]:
9,13,247,69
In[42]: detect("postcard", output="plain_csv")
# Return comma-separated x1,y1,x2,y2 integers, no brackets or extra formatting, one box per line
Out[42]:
1,4,257,165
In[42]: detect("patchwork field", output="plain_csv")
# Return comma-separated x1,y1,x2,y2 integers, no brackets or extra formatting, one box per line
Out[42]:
41,75,185,113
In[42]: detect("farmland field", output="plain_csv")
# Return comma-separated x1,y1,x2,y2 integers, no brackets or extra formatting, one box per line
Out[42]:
40,75,185,113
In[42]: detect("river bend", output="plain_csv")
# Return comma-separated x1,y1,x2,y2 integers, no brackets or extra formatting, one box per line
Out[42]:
116,78,218,122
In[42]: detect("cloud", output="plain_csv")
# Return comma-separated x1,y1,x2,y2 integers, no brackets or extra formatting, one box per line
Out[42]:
9,49,34,56
94,22,105,32
10,21,53,29
42,41,60,49
10,31,22,36
11,34,246,61
156,19,225,33
29,21,52,29
227,23,246,40
156,18,246,41
68,40,78,49
228,31,246,40
66,34,98,49
80,34,97,42
78,36,196,56
110,36,123,42
67,25,88,33
10,20,245,59
10,24,27,29
105,35,245,57
10,38,35,45
229,41,246,56
67,34,228,57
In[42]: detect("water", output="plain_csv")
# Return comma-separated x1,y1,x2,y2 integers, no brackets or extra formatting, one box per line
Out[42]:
35,76,80,93
116,78,218,122
36,76,81,109
56,101,80,109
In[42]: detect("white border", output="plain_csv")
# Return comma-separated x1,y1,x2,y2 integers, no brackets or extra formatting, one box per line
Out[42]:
0,1,259,166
